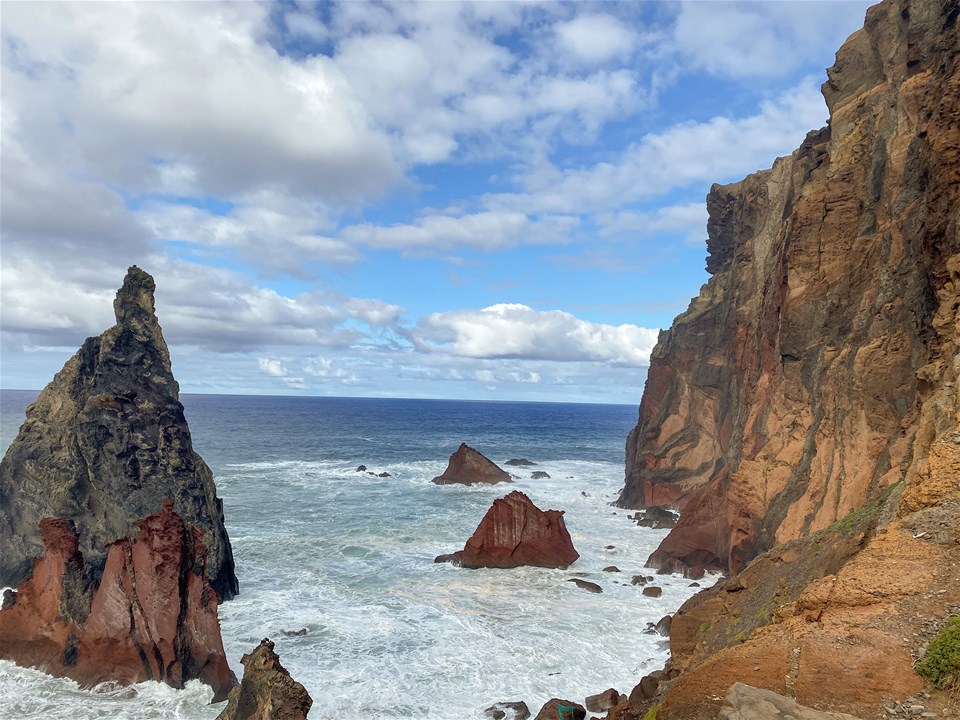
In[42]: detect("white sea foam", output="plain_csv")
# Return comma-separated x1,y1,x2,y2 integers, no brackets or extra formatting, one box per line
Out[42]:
0,457,709,719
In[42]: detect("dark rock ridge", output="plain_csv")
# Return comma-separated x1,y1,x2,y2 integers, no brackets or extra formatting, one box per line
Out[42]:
432,443,512,485
435,491,579,569
0,266,237,600
216,638,312,720
0,502,235,700
620,0,960,578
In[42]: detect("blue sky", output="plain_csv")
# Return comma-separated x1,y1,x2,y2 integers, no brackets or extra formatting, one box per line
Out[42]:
0,0,872,404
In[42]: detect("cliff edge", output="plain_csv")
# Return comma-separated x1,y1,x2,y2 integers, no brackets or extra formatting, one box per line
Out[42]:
620,0,959,577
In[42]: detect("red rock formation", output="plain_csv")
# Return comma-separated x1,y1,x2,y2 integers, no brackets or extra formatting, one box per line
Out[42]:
620,0,960,576
435,491,580,569
432,443,512,485
0,502,235,701
216,638,312,720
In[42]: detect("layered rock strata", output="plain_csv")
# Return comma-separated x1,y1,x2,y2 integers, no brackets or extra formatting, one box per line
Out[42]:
0,266,237,599
216,639,313,720
435,491,579,569
432,443,512,485
0,502,235,700
620,0,960,577
0,266,238,696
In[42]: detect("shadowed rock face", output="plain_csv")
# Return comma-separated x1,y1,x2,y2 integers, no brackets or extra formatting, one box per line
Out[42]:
0,266,237,600
432,443,512,485
620,0,960,576
216,639,312,720
0,502,236,701
436,491,579,569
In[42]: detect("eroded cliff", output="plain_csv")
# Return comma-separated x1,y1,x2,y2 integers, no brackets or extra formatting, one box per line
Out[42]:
621,0,960,577
0,266,237,599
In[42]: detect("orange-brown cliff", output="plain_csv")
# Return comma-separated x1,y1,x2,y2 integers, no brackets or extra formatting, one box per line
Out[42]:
620,0,959,578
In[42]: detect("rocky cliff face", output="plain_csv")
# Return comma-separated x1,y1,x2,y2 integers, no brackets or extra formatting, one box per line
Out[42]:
620,0,960,577
0,266,237,600
0,502,236,700
0,266,239,697
216,639,312,720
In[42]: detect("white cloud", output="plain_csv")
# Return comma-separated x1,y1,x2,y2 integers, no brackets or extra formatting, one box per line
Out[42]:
673,1,871,79
257,358,288,377
342,299,406,328
418,304,659,366
303,357,360,384
339,212,580,253
554,14,637,65
598,202,708,245
485,76,829,215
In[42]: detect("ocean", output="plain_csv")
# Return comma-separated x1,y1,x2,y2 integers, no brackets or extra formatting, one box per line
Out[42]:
0,391,704,719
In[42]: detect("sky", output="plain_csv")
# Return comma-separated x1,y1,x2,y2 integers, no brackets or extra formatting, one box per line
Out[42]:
0,0,873,405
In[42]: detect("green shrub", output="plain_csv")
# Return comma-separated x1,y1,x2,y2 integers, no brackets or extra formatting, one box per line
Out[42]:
916,616,960,689
642,707,659,720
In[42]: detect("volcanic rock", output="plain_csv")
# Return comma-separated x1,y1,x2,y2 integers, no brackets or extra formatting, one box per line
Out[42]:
432,443,512,485
631,507,678,529
506,458,537,466
585,688,620,713
435,491,579,569
567,578,602,593
0,503,235,700
216,638,312,720
0,266,237,599
613,2,960,719
0,267,238,697
620,0,960,580
642,586,662,598
533,699,586,720
485,701,532,720
531,471,551,479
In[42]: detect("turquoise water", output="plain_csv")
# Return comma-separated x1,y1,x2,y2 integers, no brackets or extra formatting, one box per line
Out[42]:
0,391,704,719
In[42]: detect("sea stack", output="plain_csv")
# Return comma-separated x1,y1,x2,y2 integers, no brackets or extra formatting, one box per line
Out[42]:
216,639,313,720
436,491,579,569
0,266,238,697
432,443,512,485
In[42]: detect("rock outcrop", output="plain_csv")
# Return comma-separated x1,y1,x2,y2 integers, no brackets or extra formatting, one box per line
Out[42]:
0,266,237,599
609,0,960,718
719,684,864,720
435,491,579,569
216,639,312,720
0,502,236,700
0,267,238,697
432,443,512,485
620,0,960,578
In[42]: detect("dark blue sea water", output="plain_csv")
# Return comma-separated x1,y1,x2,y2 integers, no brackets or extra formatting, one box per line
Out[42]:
0,391,701,720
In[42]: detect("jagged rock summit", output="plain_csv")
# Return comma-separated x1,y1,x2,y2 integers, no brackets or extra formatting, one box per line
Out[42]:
0,265,237,599
0,266,238,697
432,442,512,485
216,639,313,720
435,491,580,569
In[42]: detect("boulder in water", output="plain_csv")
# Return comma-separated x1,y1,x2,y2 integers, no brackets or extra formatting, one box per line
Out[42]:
432,443,511,485
435,491,579,569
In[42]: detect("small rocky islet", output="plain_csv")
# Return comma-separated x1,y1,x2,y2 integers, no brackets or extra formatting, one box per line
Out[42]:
1,0,958,717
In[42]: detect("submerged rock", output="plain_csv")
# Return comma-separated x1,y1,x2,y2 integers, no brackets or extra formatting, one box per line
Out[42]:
432,443,512,485
531,471,551,479
0,266,237,599
0,267,237,697
435,491,579,569
567,578,602,594
0,503,235,700
505,458,537,466
485,701,531,720
631,507,678,529
216,638,312,720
